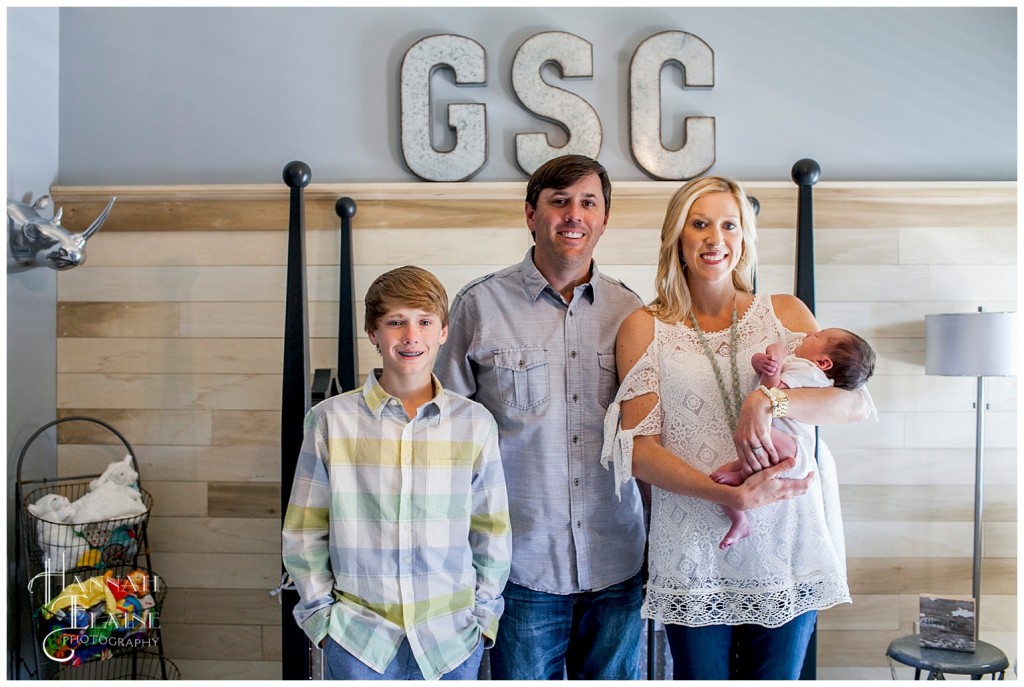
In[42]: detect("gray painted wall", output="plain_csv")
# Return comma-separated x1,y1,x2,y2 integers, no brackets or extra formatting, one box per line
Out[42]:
57,6,1016,185
7,7,60,677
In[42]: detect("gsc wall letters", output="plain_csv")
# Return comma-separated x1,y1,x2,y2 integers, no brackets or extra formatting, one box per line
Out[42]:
399,30,716,182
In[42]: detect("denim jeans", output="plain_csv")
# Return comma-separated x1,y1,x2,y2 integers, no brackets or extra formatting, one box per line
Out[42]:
664,610,818,680
489,572,643,680
322,636,484,680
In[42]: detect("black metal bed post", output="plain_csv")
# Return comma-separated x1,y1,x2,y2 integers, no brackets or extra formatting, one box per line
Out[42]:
792,159,820,314
335,198,359,391
281,161,312,680
792,158,820,681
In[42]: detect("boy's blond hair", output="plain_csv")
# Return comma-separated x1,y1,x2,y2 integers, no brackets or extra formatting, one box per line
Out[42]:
363,266,449,334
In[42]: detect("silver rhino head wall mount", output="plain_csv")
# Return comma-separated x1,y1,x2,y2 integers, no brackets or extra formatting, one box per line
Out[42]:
7,194,116,271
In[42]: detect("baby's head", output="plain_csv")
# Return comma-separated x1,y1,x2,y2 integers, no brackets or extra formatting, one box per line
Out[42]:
794,328,876,390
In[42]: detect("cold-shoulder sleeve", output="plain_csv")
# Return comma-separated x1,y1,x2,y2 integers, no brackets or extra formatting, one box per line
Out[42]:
601,334,663,500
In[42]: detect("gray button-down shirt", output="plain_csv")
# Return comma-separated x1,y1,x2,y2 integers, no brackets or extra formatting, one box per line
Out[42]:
435,248,646,594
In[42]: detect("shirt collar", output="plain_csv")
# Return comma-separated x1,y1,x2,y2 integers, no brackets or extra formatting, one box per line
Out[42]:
520,247,599,305
362,369,448,424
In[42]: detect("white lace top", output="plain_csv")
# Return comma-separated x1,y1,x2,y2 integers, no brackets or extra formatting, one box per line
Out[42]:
601,294,851,628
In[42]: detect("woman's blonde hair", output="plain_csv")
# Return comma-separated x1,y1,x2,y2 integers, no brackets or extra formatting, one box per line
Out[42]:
646,176,759,324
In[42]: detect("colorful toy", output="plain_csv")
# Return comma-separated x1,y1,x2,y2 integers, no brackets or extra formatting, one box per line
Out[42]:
37,569,159,665
42,570,118,620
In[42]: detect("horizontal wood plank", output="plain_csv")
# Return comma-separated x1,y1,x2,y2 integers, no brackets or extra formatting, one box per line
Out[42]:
159,623,264,660
818,629,905,667
211,411,280,446
828,448,1017,486
154,552,280,589
840,485,1016,522
818,595,900,631
58,301,181,337
148,516,279,553
56,408,213,445
58,337,284,374
208,481,281,518
57,372,280,410
50,181,1016,231
145,481,208,518
58,444,279,482
160,587,279,625
845,557,1016,595
844,522,1016,558
170,659,280,680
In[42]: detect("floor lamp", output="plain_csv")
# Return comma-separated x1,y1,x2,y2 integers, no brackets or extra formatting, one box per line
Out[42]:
924,308,1017,620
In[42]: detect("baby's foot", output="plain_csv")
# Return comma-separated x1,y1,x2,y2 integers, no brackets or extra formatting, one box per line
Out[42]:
710,469,743,486
719,519,752,549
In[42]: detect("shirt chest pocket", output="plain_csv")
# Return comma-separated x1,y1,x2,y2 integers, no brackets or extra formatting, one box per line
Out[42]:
493,348,550,410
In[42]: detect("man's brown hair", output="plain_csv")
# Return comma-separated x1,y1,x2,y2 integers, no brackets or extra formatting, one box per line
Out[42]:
525,154,612,214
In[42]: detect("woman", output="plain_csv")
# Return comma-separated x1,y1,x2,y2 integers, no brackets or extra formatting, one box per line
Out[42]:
602,176,873,679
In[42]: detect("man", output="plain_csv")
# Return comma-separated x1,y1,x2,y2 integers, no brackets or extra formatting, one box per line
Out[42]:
434,155,646,680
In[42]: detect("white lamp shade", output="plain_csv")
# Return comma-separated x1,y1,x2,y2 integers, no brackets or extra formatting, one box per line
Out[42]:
925,311,1017,377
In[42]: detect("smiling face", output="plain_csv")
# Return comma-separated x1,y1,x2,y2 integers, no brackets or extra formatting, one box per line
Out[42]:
526,172,609,277
368,303,448,386
678,191,744,285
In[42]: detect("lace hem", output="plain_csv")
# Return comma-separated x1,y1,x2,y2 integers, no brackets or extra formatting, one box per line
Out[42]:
642,575,851,628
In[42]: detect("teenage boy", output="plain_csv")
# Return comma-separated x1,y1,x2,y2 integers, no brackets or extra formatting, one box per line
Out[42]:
434,155,646,679
282,266,511,680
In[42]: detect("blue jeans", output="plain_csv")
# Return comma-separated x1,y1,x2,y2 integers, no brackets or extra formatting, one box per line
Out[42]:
489,572,643,680
323,636,484,680
664,610,818,680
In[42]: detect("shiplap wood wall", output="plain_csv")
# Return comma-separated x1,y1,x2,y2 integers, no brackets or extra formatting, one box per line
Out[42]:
50,180,1016,679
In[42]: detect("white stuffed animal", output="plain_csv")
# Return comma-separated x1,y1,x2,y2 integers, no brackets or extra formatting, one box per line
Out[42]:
89,453,140,490
27,493,86,568
71,455,148,525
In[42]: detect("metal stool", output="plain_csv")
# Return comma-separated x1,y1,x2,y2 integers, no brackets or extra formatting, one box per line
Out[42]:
886,634,1008,680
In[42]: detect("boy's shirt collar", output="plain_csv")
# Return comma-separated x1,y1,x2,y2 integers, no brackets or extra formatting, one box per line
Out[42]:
362,369,448,424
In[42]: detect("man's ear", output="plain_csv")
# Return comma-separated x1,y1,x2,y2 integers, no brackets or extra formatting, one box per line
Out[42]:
525,201,537,229
439,324,449,345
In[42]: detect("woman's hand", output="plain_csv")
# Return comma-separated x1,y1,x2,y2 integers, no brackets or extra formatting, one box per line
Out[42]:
731,458,814,511
734,387,777,471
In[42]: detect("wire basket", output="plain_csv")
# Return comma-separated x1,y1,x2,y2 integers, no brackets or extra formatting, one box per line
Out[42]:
53,650,180,680
24,481,153,574
32,565,167,668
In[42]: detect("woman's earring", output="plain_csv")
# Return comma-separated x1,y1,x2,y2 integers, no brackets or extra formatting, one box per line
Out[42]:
678,252,686,268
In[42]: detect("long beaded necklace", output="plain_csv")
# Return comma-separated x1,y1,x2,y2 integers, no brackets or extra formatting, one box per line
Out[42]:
688,299,743,428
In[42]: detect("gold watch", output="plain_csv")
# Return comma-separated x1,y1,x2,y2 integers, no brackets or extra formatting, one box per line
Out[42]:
758,385,789,419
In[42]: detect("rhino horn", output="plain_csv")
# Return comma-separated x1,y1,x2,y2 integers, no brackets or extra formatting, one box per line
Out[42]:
80,196,116,240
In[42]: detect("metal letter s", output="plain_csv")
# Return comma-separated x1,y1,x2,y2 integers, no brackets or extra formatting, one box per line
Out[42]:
512,31,602,176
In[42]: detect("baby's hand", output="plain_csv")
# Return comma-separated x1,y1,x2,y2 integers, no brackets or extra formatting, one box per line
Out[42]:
751,352,780,377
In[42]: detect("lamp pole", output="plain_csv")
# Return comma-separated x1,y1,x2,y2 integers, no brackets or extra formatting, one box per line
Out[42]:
972,372,985,615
